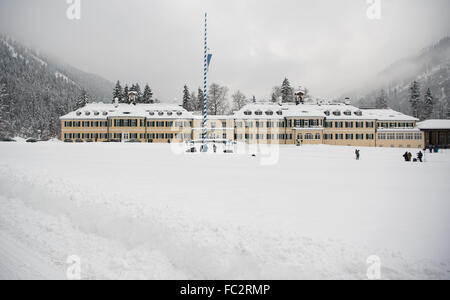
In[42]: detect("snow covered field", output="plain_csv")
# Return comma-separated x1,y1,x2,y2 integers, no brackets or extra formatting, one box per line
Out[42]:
0,141,449,279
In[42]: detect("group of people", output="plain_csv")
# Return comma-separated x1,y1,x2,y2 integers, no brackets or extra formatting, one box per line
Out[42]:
403,150,423,162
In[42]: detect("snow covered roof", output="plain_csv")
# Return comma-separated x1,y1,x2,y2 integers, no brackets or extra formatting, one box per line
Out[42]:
417,119,450,130
60,103,194,120
361,109,419,122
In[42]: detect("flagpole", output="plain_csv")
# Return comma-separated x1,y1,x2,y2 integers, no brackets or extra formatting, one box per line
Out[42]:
202,12,208,152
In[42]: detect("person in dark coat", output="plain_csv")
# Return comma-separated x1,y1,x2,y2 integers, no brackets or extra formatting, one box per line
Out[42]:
417,151,423,162
213,144,217,153
407,152,412,162
355,149,360,160
403,151,409,161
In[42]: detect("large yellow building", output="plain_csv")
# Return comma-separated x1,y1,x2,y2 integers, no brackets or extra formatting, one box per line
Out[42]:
60,102,424,148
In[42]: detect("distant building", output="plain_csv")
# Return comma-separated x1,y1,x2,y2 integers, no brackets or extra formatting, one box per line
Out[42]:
417,120,450,149
60,102,424,148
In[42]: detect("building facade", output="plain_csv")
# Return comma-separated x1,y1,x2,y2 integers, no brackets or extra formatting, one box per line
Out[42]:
60,102,424,148
417,120,450,149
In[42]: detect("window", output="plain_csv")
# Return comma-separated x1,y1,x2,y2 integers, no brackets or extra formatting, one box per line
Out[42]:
323,134,333,140
222,121,227,128
324,110,330,116
244,111,252,116
255,110,262,116
130,133,138,139
366,122,374,128
265,110,273,115
366,134,374,140
83,121,90,127
166,121,173,127
354,111,362,116
158,112,164,116
267,121,274,128
345,134,353,140
148,121,155,127
235,121,243,128
324,121,333,128
167,111,173,116
333,111,341,116
389,122,396,128
156,121,165,127
64,121,72,127
114,133,121,139
405,133,413,140
64,133,72,139
396,133,404,140
277,121,284,128
175,121,183,127
276,110,283,116
315,133,321,140
335,134,344,140
344,110,351,116
335,122,343,128
387,133,395,140
255,121,264,128
305,133,313,140
165,133,174,139
297,133,303,140
345,122,353,128
245,121,253,128
415,133,422,140
378,133,386,140
355,122,364,128
355,134,364,140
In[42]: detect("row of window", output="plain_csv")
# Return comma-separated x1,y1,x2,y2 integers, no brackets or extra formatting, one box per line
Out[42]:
64,121,108,128
64,133,193,140
235,133,294,140
377,122,415,129
323,133,375,140
378,133,422,140
324,121,374,128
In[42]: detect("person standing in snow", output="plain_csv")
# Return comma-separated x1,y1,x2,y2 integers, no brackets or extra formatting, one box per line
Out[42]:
355,149,360,160
417,151,423,162
403,151,408,161
407,152,412,162
213,144,217,153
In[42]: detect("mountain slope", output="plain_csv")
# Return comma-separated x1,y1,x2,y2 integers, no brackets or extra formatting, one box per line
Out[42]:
354,37,450,119
0,36,113,138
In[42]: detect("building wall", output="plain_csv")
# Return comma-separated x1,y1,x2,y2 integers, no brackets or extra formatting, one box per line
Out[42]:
422,129,450,148
60,115,424,148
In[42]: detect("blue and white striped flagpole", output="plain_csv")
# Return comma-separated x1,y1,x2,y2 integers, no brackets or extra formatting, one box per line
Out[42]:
202,12,208,152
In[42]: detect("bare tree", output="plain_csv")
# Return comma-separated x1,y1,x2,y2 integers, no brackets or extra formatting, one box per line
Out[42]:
231,90,248,111
207,83,229,115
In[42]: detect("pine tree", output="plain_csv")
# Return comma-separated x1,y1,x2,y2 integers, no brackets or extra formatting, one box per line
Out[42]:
409,81,421,118
252,95,256,103
0,80,11,139
423,88,434,120
142,84,153,104
375,89,388,109
75,89,88,109
197,88,204,111
122,85,129,103
112,80,122,103
130,83,142,103
281,78,294,103
182,85,191,110
231,90,248,111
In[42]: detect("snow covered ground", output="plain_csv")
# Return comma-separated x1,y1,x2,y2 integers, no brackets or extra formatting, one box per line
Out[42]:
0,141,449,279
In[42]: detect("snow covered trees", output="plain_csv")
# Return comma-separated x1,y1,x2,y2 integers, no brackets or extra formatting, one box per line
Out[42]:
142,84,153,104
0,79,11,139
422,88,434,120
375,89,388,109
113,81,123,103
409,81,421,119
121,85,129,103
231,90,248,111
281,78,294,103
197,88,204,111
75,89,88,110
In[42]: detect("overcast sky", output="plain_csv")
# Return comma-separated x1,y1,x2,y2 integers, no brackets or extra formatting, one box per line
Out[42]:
0,0,449,102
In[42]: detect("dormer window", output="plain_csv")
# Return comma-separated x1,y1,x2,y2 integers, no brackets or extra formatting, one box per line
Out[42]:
332,110,341,116
158,111,164,116
265,110,273,116
324,110,330,116
244,111,252,116
76,111,82,116
177,111,182,116
85,111,91,116
344,110,351,116
255,110,262,116
167,111,173,116
149,111,155,116
102,111,108,116
94,111,99,116
354,111,362,116
276,110,283,115
123,112,130,115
